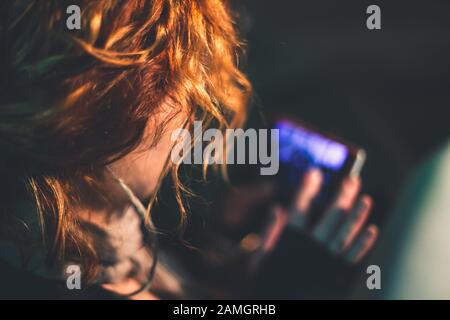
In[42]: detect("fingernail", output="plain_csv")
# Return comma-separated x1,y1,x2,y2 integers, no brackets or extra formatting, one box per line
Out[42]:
354,197,369,214
307,168,322,181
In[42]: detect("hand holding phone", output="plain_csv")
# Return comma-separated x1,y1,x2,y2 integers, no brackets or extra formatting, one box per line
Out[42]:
273,117,366,212
259,116,378,263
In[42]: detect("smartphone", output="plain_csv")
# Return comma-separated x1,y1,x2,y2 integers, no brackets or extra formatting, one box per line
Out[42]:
272,116,366,216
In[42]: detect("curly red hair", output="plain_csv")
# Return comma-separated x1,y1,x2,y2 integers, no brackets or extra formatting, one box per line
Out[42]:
0,0,251,283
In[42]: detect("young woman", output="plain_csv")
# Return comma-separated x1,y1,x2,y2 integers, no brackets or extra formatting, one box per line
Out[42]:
0,1,377,299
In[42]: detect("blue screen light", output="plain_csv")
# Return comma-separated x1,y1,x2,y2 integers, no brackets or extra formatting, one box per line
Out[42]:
276,121,348,171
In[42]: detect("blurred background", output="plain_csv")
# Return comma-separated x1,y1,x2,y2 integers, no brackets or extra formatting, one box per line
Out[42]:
241,0,450,224
154,0,450,299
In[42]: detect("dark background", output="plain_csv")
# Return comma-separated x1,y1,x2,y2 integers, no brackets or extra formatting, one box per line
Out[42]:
241,0,450,224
